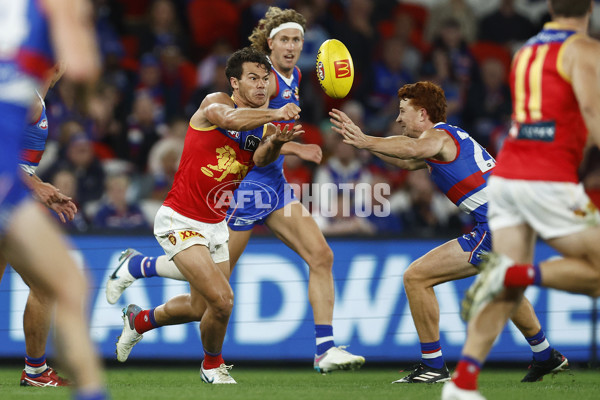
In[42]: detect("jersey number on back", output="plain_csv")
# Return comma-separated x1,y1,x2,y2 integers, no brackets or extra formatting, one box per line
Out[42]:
454,126,495,174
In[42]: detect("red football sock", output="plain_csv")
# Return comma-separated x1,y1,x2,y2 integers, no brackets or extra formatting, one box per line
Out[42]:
452,358,481,390
134,309,157,334
203,351,225,369
504,264,535,287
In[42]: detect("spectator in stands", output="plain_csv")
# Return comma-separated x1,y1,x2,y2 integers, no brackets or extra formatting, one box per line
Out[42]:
135,53,166,123
313,135,373,226
157,43,197,120
419,49,464,126
283,152,314,201
123,91,166,172
429,18,479,92
187,49,231,118
379,10,423,78
44,134,106,211
424,0,478,44
146,117,186,202
88,83,123,158
462,57,512,147
317,195,377,236
137,0,190,59
478,0,537,51
366,37,414,118
295,0,330,124
45,79,93,142
187,0,238,54
333,0,378,100
295,0,330,74
92,173,150,230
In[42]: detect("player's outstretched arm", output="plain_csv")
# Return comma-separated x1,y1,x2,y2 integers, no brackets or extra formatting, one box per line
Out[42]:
19,171,65,206
203,94,301,132
254,123,304,167
281,142,323,164
329,108,429,170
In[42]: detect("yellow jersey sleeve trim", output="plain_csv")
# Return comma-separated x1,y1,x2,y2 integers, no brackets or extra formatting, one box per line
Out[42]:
189,123,217,131
557,34,584,83
544,22,571,31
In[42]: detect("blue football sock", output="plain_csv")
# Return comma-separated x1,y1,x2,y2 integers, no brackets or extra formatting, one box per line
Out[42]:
526,329,552,361
128,255,157,278
74,390,108,400
24,354,47,376
315,325,335,355
421,341,444,369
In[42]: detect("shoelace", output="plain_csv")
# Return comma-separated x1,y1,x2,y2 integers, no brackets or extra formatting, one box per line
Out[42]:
215,364,234,379
334,345,351,354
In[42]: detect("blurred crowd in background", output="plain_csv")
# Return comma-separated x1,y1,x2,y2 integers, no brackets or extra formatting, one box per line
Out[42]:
37,0,600,236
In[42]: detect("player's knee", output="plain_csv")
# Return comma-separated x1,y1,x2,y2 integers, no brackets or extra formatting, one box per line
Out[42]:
209,290,234,320
403,262,425,289
308,244,333,272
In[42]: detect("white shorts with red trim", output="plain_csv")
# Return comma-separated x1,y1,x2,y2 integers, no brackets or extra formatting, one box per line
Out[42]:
154,205,229,263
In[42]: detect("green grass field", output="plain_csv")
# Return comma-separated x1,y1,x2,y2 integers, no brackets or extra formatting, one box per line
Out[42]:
1,364,598,400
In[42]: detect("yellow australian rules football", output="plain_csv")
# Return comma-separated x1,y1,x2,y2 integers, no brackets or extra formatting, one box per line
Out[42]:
316,39,354,99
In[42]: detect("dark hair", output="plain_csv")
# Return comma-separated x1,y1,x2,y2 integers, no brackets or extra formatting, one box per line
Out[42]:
397,81,447,123
225,47,271,80
550,0,591,18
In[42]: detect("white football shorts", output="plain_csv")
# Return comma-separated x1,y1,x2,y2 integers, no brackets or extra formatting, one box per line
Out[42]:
154,205,229,263
487,176,600,239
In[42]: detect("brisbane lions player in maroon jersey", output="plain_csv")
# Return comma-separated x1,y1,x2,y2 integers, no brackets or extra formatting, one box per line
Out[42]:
114,47,302,384
445,1,600,399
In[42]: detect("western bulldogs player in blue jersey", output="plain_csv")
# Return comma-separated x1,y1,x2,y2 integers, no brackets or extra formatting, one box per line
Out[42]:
0,63,80,387
330,81,565,384
105,7,365,373
0,0,106,398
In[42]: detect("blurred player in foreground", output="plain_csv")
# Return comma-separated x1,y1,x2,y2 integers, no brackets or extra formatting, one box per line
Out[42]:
443,1,600,399
330,81,566,384
107,6,365,373
0,0,107,398
0,63,78,387
114,47,303,384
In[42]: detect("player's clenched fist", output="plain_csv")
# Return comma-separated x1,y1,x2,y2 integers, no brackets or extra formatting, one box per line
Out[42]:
276,103,301,121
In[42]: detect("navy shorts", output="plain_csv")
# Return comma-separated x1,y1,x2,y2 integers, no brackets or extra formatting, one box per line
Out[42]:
457,223,492,266
227,177,297,231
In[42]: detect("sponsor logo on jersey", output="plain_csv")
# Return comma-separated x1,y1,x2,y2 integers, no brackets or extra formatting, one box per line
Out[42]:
334,59,352,78
227,130,240,139
294,87,299,101
517,121,555,142
282,89,292,100
244,135,260,152
179,230,204,241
